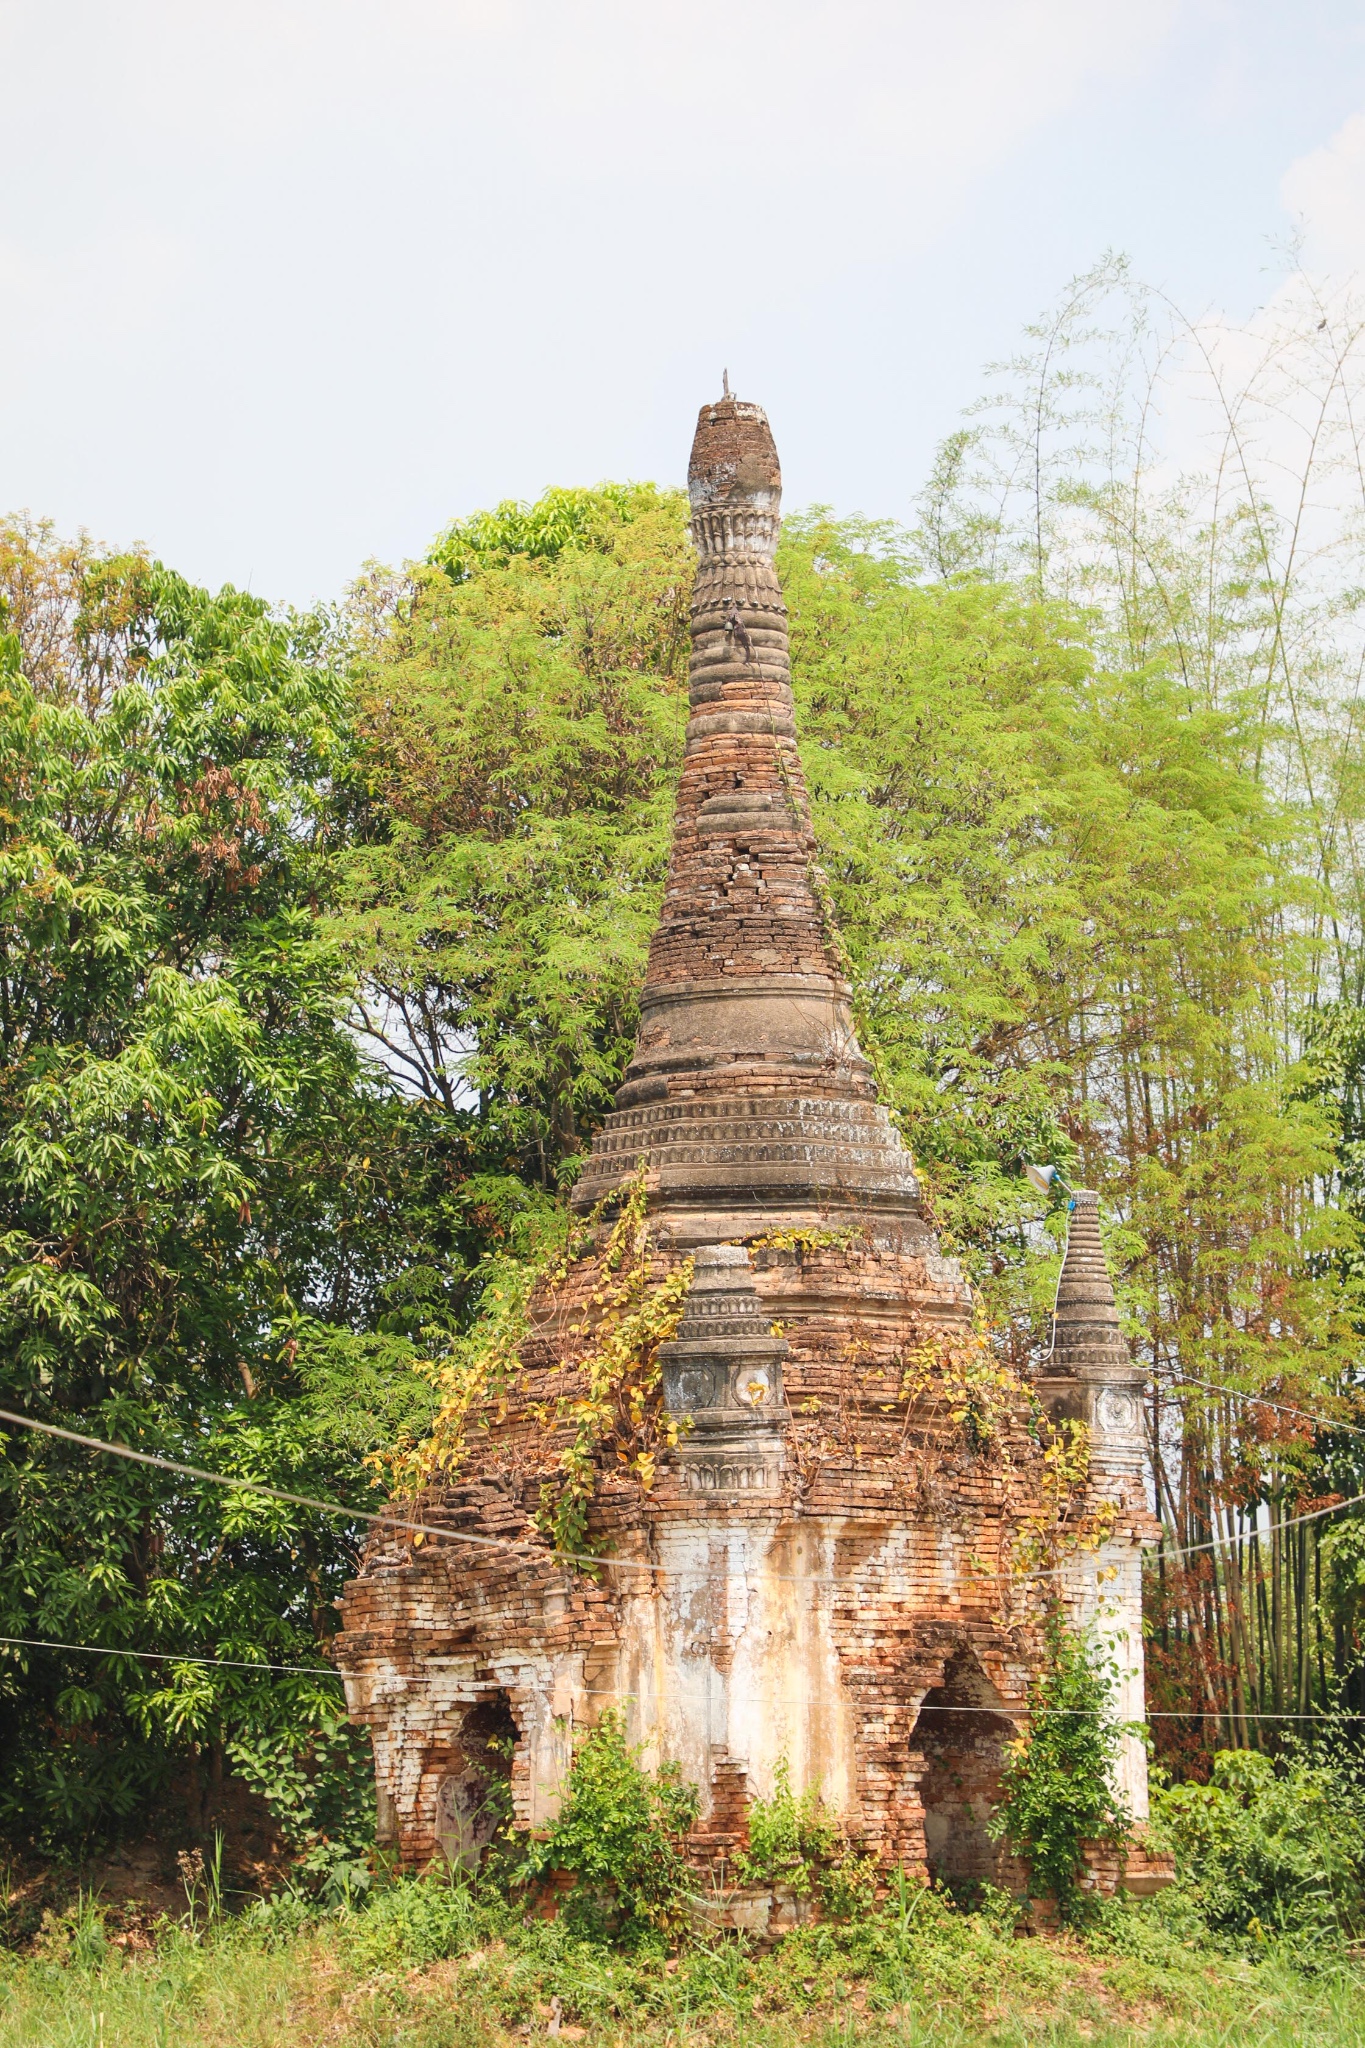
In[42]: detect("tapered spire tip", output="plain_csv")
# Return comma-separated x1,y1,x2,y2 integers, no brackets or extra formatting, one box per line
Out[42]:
689,393,781,523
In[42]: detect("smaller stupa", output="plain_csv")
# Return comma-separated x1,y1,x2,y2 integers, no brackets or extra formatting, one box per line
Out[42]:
1037,1189,1161,1841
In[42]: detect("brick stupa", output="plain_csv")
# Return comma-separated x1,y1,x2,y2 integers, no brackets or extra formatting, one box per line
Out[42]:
573,395,919,1240
338,397,1160,1906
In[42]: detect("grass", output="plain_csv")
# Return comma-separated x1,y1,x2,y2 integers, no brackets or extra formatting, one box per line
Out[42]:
0,1876,1362,2048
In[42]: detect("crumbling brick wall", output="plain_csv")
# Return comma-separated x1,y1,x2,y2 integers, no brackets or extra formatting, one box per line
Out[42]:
339,1228,1139,1884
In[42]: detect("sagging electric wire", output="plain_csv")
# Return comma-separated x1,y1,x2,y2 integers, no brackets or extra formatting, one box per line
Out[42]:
2,1401,1364,1594
1157,1372,1365,1442
4,1635,1364,1727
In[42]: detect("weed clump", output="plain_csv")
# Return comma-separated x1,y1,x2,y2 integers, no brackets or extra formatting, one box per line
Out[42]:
1150,1746,1365,1946
734,1759,876,1916
515,1710,698,1946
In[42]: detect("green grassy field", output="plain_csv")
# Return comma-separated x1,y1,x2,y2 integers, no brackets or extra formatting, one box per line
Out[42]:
1,1880,1361,2048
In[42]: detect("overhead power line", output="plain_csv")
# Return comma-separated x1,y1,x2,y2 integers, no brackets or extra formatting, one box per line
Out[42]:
0,1635,338,1678
1158,1372,1365,1442
2,1402,1363,1593
4,1634,1363,1726
0,1403,599,1568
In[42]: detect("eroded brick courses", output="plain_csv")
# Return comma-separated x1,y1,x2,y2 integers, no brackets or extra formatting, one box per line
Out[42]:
574,396,916,1234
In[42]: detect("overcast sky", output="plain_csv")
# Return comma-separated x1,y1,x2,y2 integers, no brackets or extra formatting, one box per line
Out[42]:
5,0,1365,606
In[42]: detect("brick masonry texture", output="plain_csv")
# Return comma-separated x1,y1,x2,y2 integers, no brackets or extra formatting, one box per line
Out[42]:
338,396,1169,1903
573,396,913,1237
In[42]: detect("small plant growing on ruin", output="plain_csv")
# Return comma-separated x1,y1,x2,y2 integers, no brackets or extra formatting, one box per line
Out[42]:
1009,1417,1117,1581
736,1759,876,1915
379,1170,694,1567
516,1710,699,1945
988,1612,1130,1922
534,1173,693,1558
898,1317,1027,1456
896,1319,1116,1585
749,1225,861,1255
380,1191,584,1498
737,1758,838,1897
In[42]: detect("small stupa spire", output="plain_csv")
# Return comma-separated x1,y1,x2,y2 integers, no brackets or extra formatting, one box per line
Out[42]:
1052,1191,1130,1378
1039,1190,1146,1481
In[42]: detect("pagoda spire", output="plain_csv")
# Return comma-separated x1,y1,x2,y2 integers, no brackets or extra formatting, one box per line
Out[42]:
573,393,920,1236
1036,1190,1146,1484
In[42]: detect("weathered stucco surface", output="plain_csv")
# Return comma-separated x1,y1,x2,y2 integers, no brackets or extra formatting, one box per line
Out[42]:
338,395,1165,1897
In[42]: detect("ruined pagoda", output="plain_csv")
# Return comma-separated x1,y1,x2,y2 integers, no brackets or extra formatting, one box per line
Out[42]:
338,394,1161,1902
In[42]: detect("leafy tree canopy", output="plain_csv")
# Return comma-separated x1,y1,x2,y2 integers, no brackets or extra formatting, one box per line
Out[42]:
0,521,433,1858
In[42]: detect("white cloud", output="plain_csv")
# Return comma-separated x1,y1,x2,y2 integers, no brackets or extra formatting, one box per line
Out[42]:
1282,110,1365,270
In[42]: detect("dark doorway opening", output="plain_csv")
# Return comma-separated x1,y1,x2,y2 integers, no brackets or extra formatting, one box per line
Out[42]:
910,1649,1017,1896
435,1692,518,1871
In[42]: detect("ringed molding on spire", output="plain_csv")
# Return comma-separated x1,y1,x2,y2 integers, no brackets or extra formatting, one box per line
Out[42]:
1037,1189,1147,1483
571,395,920,1234
1052,1191,1132,1378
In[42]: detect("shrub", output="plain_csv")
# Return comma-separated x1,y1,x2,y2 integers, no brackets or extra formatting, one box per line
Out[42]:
515,1711,698,1944
1152,1747,1365,1944
988,1613,1129,1920
735,1758,838,1897
735,1759,876,1915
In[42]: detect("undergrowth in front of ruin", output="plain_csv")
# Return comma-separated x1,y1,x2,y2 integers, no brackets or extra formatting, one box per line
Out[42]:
9,1665,1365,2046
1,1866,1363,2048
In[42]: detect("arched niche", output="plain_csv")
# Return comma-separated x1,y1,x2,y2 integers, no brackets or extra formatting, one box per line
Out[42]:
909,1649,1017,1896
434,1693,518,1871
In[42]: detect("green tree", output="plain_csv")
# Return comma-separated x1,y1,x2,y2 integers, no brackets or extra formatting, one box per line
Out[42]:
0,521,433,1857
333,485,690,1194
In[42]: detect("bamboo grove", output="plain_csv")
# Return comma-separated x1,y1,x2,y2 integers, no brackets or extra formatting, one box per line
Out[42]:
2,263,1365,1856
924,256,1365,1761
